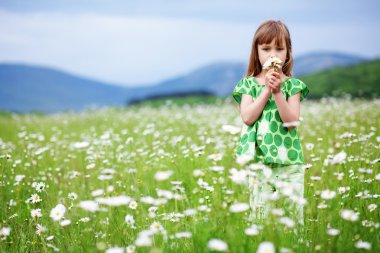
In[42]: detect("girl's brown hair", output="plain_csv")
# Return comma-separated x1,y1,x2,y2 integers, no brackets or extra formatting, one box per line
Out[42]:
245,19,293,77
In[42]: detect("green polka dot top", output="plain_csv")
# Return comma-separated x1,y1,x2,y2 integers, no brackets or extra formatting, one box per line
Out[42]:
232,76,309,166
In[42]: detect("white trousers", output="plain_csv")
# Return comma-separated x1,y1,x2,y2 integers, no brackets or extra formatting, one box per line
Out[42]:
248,164,306,227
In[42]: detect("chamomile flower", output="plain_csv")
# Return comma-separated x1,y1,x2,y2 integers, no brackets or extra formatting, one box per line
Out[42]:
257,241,275,253
49,204,66,221
68,192,78,200
368,204,377,212
355,240,371,250
320,190,336,200
126,245,136,253
36,224,46,236
35,182,45,192
60,219,71,226
207,239,228,252
31,209,42,218
129,200,138,209
79,217,91,223
150,221,164,232
263,56,282,71
125,214,136,228
29,194,42,203
340,209,359,221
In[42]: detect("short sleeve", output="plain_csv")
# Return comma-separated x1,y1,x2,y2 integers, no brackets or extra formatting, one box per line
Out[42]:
232,77,254,104
288,78,309,102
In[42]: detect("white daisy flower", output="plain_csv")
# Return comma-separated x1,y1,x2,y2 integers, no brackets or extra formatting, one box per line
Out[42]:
79,217,90,223
150,221,164,232
278,217,295,228
96,196,131,206
192,169,205,177
340,209,359,221
245,226,260,236
229,169,248,185
222,124,241,135
331,151,347,165
30,194,42,203
257,241,275,253
31,209,42,218
35,224,46,236
326,228,340,236
129,200,138,210
183,209,197,216
68,192,78,200
355,240,371,250
46,235,54,241
73,141,89,149
60,219,71,226
263,56,282,70
35,182,45,192
79,200,99,212
105,247,124,253
126,245,136,253
207,153,223,162
305,143,314,150
368,204,377,212
207,238,228,252
154,170,173,181
15,175,25,183
49,204,66,221
320,190,336,200
135,234,153,247
0,227,11,237
236,153,253,166
125,215,135,227
229,203,249,213
91,189,104,197
135,230,155,247
173,231,192,238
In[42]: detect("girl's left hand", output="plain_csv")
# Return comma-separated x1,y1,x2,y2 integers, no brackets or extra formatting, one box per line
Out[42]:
268,70,281,93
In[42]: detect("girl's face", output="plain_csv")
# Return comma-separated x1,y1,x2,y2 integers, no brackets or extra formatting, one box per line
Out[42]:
258,38,287,73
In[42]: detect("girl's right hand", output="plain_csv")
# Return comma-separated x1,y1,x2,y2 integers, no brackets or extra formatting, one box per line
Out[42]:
264,69,281,92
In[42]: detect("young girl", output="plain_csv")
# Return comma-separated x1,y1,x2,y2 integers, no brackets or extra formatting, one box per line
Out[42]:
231,20,310,228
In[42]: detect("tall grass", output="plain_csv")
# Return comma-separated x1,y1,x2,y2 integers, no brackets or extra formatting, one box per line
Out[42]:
0,97,379,252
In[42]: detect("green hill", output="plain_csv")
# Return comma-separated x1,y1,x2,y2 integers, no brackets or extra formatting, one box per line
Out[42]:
299,58,380,98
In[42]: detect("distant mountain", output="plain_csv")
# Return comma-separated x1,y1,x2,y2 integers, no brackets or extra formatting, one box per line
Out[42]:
133,52,368,100
0,64,133,113
293,51,367,76
0,52,372,113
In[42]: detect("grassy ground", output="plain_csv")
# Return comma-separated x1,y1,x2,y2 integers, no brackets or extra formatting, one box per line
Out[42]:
0,97,379,253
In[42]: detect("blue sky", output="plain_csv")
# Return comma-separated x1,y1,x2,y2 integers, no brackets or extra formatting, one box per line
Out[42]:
0,0,379,86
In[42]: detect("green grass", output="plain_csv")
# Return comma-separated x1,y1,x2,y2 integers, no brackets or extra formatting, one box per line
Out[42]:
0,97,379,252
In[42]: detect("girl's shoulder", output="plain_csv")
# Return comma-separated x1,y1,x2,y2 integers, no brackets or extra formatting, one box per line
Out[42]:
231,75,262,104
285,77,310,101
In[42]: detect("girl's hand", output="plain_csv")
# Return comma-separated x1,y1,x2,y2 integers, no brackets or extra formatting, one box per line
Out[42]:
264,69,281,93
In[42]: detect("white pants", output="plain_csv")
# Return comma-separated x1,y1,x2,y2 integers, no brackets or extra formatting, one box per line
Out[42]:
248,164,306,227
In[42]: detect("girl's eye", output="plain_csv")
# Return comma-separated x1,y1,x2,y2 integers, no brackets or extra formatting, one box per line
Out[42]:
277,48,284,50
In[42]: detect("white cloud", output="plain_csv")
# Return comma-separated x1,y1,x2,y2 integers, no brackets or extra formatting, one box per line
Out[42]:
0,7,378,86
0,9,254,85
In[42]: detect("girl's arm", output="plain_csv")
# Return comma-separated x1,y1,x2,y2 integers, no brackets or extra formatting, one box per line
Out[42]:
240,86,271,126
272,91,301,131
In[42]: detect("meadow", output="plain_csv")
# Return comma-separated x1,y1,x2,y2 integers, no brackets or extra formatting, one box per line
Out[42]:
0,97,379,253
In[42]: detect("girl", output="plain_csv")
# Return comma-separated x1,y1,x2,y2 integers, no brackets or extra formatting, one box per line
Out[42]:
231,20,310,229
